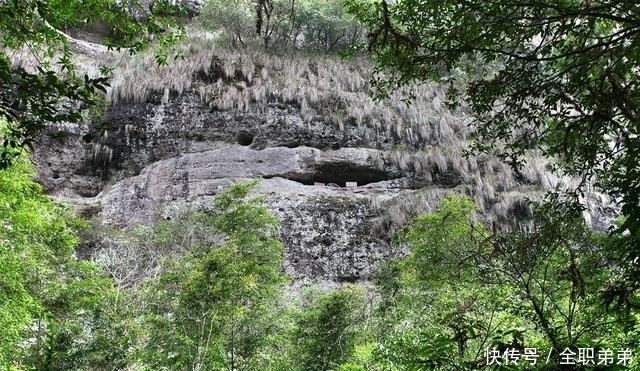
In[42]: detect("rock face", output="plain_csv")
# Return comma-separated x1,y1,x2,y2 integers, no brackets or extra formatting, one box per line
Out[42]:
32,48,617,283
33,97,420,281
98,165,402,280
99,146,397,220
35,91,399,199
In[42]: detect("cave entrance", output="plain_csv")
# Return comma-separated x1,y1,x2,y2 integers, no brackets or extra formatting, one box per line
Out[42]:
237,131,254,146
292,162,398,187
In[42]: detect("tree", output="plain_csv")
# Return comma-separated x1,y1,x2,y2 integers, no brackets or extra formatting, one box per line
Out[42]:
294,286,366,371
294,0,365,53
197,0,256,47
487,204,640,370
139,180,288,371
374,195,505,370
0,137,131,370
371,194,639,370
198,0,365,52
344,0,640,289
0,0,185,169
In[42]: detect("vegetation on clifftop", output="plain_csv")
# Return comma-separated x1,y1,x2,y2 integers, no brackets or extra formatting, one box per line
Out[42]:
0,0,185,169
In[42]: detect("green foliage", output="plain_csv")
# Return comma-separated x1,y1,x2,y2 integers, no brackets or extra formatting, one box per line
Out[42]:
137,180,288,370
371,194,639,370
0,0,186,168
397,195,488,285
198,0,365,52
344,0,640,288
291,0,364,53
337,343,383,371
294,286,366,371
198,0,255,47
0,156,45,365
0,148,129,370
3,147,636,370
375,195,503,370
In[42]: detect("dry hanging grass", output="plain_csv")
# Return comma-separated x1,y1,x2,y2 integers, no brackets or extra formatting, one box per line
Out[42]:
7,26,611,232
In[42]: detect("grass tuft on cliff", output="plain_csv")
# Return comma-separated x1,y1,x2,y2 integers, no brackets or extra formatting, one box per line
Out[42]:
9,27,606,233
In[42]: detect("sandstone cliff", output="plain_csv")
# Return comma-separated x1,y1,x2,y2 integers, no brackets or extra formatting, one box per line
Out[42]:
29,29,617,282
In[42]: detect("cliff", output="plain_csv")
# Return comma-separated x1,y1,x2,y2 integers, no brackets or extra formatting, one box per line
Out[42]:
28,29,617,282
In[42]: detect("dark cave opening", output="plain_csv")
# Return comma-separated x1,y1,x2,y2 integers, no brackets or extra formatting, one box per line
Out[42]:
290,162,399,187
237,131,254,146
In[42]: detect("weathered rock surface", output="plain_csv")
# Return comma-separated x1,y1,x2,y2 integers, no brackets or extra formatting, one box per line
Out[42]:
34,92,399,198
31,47,617,283
102,174,400,280
32,80,426,282
76,145,419,281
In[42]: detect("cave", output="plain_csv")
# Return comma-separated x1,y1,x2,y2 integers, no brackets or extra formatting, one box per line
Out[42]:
237,131,254,146
290,162,399,187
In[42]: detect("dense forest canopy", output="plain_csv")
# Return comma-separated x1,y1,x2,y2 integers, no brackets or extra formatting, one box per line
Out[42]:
198,0,366,52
